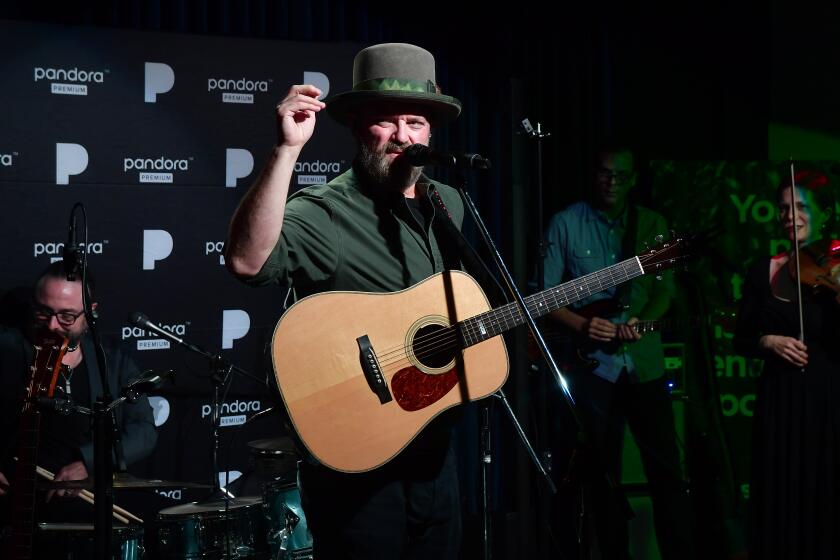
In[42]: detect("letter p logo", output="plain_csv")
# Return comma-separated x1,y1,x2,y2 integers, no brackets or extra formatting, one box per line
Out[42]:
143,229,173,270
145,62,175,103
303,71,330,100
222,309,250,349
225,149,254,187
148,396,170,427
56,143,89,185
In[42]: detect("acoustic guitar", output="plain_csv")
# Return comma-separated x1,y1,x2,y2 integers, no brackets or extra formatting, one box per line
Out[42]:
271,236,690,472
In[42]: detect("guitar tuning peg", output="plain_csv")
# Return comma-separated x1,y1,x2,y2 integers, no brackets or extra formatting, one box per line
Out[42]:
656,274,663,281
655,234,664,243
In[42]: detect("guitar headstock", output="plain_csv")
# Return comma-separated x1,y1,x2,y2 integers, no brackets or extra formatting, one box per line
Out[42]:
638,233,694,275
28,329,69,401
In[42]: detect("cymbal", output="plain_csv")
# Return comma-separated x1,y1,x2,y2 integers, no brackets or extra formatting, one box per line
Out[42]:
159,496,263,516
247,437,300,457
115,476,211,490
39,475,211,490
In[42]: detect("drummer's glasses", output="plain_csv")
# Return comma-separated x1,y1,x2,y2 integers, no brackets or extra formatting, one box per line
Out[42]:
32,304,85,327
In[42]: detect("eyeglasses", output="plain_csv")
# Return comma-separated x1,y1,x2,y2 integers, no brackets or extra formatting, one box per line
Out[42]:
32,305,85,327
597,168,634,184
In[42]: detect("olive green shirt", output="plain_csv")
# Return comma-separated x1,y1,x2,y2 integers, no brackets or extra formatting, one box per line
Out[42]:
248,168,465,296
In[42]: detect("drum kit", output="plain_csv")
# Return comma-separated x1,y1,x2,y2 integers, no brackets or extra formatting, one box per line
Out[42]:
34,437,312,559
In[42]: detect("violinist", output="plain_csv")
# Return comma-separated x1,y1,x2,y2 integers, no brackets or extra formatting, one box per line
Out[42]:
734,170,840,559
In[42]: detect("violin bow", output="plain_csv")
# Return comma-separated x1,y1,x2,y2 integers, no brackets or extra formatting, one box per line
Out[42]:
789,159,806,372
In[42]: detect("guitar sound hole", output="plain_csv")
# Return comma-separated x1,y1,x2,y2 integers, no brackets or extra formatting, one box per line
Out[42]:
412,324,456,370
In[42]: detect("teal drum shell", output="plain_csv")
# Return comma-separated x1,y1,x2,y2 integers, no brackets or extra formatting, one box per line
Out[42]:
155,496,269,559
262,481,313,559
36,522,145,559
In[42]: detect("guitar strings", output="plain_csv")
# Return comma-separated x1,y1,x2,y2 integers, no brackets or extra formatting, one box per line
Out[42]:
372,249,671,372
373,252,661,370
373,280,608,371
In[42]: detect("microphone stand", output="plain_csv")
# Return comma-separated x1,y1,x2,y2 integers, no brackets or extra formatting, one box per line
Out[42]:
450,171,567,560
131,319,265,497
70,203,118,559
520,118,554,559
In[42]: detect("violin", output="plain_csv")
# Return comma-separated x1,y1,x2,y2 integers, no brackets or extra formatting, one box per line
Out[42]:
788,238,840,303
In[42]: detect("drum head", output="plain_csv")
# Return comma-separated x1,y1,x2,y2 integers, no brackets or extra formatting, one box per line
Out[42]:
247,437,300,457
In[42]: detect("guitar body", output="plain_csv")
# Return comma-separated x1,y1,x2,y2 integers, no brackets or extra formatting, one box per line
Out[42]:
528,299,624,372
563,298,626,371
535,299,711,373
271,270,508,473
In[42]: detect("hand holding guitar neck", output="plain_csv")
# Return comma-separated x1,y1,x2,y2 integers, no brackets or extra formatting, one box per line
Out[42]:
616,318,642,342
581,316,619,343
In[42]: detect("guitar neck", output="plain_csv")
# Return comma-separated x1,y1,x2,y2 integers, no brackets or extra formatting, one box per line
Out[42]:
6,332,68,560
634,315,704,334
634,319,660,333
7,411,41,560
459,256,644,347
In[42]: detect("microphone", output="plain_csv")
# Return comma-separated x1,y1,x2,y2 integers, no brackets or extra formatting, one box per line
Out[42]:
63,210,81,281
403,144,491,171
37,397,74,415
122,369,174,402
129,311,203,354
129,312,186,345
36,397,92,416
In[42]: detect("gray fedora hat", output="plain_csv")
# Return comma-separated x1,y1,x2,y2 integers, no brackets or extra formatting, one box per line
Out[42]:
327,43,462,126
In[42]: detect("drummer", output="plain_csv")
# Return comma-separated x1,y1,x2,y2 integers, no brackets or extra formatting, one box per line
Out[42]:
0,262,158,528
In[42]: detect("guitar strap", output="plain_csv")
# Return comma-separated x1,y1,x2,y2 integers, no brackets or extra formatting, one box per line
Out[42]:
614,203,638,312
429,189,508,306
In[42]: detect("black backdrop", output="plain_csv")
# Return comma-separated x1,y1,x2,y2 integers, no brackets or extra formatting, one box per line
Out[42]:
0,19,362,500
4,1,834,557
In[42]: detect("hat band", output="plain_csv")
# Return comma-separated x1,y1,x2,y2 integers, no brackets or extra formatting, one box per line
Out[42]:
353,77,439,94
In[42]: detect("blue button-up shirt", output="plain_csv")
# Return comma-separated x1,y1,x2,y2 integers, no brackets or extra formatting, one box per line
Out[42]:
543,201,674,383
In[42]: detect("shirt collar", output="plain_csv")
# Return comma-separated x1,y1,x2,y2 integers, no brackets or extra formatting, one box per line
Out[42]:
586,201,628,228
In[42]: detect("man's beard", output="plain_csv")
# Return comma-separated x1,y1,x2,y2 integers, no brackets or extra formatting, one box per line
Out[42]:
356,140,423,191
51,325,85,347
64,327,85,347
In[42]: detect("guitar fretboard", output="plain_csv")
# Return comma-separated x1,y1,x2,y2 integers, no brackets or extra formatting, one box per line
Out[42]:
459,257,644,347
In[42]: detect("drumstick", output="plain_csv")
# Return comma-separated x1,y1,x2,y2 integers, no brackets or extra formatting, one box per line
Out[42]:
35,466,143,524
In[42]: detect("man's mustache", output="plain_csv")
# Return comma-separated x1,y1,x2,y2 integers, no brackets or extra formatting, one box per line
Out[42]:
385,141,411,153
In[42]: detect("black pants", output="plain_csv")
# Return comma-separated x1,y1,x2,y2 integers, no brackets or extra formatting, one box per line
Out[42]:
299,445,461,560
553,371,696,560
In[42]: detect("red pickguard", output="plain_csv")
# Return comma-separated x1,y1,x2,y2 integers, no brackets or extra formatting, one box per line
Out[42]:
391,366,459,411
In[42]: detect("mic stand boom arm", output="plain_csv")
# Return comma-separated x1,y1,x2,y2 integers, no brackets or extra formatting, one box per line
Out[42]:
129,315,264,496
